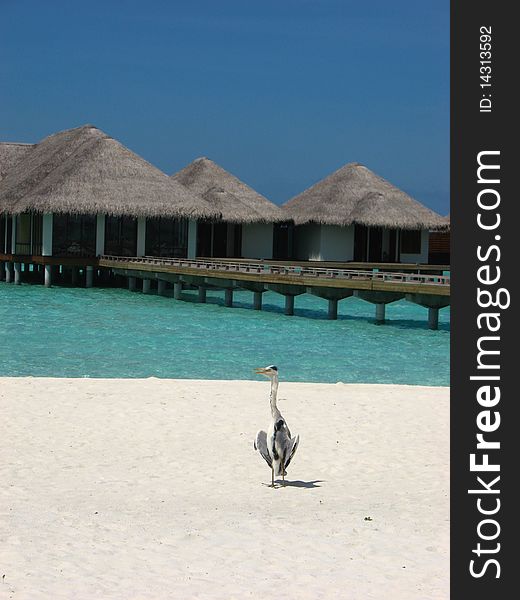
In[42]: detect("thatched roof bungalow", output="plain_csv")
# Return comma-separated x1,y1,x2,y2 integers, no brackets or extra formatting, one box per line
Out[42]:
0,125,218,259
173,157,284,259
283,162,448,264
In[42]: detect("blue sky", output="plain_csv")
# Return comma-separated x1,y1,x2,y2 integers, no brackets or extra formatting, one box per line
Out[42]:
0,0,449,213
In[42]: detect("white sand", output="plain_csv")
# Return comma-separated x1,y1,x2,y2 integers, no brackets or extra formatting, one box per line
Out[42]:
0,378,449,599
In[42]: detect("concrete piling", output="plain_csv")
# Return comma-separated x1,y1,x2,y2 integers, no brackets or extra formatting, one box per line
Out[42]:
86,266,94,288
14,262,21,285
405,293,449,331
328,298,338,320
157,280,166,296
44,264,52,287
375,303,385,323
284,295,295,316
308,287,353,321
428,307,439,330
224,288,233,307
253,291,263,310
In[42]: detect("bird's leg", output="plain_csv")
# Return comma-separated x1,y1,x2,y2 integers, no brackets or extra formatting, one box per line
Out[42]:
282,466,285,487
271,466,274,487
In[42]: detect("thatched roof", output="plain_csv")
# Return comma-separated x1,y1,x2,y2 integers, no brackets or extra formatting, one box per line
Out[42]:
439,213,450,231
283,162,448,230
0,125,219,219
172,157,284,224
0,142,35,181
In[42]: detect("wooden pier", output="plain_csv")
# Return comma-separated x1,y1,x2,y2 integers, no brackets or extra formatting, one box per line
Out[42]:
1,253,450,328
100,255,449,328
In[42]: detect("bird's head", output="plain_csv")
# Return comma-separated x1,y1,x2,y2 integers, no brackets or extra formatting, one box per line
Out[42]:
255,365,278,379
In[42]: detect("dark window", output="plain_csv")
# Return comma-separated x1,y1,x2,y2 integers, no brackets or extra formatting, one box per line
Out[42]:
353,225,368,261
145,218,188,257
368,227,383,262
212,222,227,257
0,215,5,253
400,229,422,254
233,224,242,258
196,221,212,257
387,229,398,262
195,222,242,258
273,222,291,260
15,213,32,254
52,214,96,257
105,216,137,256
32,213,43,255
6,216,12,254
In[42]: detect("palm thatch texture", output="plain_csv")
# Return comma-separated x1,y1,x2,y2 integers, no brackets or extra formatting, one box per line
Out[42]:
0,125,220,220
283,162,448,231
0,143,35,182
172,157,284,224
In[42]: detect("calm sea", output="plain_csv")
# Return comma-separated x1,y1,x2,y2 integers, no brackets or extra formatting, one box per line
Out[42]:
0,282,449,385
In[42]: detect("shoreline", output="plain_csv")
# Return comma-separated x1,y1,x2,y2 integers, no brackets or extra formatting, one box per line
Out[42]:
1,378,449,599
0,375,450,387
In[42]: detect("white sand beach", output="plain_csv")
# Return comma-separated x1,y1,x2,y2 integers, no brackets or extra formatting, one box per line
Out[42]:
0,378,449,599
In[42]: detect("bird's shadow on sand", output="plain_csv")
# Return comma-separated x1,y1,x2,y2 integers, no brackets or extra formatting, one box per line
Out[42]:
262,480,323,489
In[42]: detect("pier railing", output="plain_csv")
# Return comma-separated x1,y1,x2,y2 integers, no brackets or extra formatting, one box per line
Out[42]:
100,255,450,287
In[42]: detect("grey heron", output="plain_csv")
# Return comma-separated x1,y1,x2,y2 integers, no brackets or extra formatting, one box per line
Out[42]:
254,365,300,487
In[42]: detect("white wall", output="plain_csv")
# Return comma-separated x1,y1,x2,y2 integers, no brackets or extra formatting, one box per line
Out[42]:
187,219,197,259
319,225,355,261
241,223,273,259
294,224,354,261
42,214,53,256
400,229,429,263
136,217,146,257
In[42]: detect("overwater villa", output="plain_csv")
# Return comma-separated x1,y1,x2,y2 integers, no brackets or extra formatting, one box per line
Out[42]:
282,162,448,263
0,125,449,327
0,125,215,271
0,125,285,285
172,157,284,259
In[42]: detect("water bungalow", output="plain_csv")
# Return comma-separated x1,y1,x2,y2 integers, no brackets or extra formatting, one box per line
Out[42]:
172,157,284,259
0,124,222,285
282,162,448,263
1,126,449,327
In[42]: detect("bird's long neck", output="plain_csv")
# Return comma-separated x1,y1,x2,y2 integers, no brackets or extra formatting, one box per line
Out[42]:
270,375,281,419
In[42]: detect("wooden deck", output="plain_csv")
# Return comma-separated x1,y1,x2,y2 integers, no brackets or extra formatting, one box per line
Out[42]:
1,253,450,326
98,255,450,297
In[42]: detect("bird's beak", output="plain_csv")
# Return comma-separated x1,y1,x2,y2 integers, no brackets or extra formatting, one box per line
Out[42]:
255,367,267,375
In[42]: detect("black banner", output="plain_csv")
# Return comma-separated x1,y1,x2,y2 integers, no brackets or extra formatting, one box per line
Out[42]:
451,1,517,597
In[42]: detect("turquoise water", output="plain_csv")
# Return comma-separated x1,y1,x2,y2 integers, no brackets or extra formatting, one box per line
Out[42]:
0,282,449,385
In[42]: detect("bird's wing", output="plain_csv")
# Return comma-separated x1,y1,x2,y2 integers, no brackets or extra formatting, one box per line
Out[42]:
254,430,272,468
284,434,300,469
